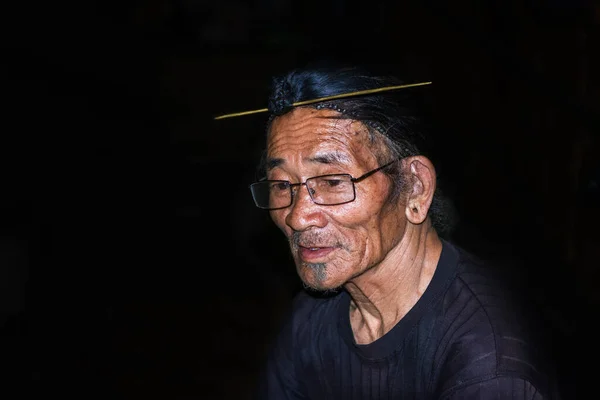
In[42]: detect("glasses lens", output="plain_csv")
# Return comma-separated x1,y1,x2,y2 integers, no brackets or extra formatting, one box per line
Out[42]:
250,181,292,209
307,174,355,205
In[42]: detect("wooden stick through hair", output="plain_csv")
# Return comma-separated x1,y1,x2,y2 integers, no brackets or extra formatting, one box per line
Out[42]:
213,81,432,120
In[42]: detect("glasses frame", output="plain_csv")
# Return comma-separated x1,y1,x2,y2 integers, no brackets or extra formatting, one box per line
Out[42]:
250,159,398,210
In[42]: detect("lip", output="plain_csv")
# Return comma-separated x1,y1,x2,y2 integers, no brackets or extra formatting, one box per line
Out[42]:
298,246,336,262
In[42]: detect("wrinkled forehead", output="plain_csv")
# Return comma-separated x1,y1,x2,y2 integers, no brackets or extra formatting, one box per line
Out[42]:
267,107,374,160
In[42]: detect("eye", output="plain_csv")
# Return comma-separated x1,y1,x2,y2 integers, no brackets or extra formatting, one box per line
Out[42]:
324,178,344,187
314,176,352,191
270,181,290,192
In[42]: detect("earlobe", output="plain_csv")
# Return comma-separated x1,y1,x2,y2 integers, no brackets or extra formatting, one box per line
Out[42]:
405,202,427,224
403,157,436,225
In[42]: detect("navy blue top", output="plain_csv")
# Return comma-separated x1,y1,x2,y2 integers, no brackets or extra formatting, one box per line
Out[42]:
257,240,562,399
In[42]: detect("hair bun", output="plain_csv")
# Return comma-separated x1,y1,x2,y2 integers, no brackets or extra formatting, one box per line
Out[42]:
268,80,294,116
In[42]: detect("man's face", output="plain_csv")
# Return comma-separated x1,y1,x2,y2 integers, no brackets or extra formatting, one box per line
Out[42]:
266,107,407,291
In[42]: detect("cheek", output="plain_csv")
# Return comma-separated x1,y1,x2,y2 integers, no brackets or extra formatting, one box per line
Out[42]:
336,195,389,229
377,206,406,249
340,203,402,253
330,206,384,251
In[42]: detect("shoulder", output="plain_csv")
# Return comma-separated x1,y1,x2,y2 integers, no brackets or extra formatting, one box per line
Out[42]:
448,242,540,323
263,289,342,364
278,289,344,339
452,244,548,342
434,243,559,398
439,376,560,400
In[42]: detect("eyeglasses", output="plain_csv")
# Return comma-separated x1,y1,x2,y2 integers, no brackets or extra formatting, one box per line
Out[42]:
249,159,398,210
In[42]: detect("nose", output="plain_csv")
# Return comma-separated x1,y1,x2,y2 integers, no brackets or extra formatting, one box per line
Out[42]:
284,183,326,231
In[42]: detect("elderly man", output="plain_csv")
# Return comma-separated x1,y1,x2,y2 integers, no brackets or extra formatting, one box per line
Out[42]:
217,64,562,399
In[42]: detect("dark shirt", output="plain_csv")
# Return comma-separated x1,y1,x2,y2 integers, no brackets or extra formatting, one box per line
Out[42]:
258,240,562,399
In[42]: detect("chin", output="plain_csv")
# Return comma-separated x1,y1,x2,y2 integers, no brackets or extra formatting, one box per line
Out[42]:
298,263,345,293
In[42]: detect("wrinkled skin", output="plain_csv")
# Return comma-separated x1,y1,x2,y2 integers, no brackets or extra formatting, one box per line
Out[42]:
267,107,442,343
267,108,409,291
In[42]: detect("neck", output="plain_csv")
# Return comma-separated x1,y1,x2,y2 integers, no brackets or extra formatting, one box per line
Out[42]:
344,221,443,344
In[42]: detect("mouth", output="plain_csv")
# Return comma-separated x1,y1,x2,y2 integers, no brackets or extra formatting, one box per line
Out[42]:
298,245,336,262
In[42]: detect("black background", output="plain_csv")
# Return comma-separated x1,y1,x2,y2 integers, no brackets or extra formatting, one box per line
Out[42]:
1,1,598,398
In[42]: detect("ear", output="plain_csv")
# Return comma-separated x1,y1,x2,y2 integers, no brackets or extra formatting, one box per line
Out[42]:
403,156,436,225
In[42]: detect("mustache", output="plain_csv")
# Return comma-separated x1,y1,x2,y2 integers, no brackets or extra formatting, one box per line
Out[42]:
290,231,341,249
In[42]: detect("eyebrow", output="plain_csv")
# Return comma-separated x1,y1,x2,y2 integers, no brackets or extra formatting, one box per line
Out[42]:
265,151,350,171
308,151,351,165
265,158,284,171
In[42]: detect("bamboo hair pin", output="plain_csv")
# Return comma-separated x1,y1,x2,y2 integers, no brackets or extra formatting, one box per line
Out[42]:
213,81,432,120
